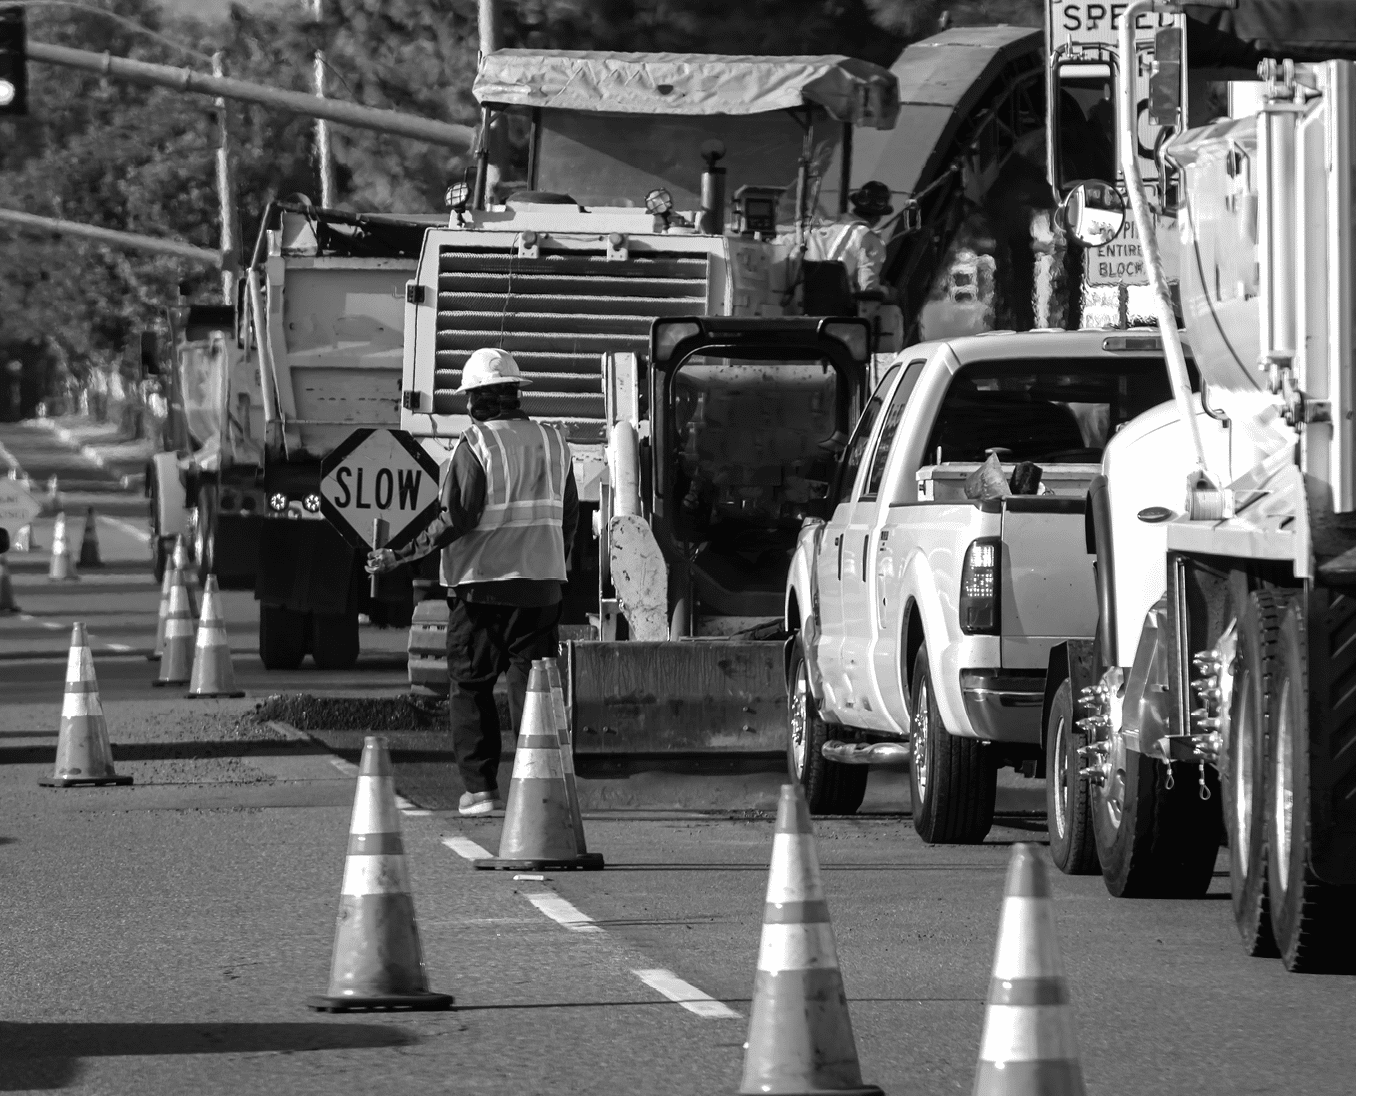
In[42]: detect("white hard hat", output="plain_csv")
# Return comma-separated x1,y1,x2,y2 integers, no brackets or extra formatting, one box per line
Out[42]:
459,347,531,391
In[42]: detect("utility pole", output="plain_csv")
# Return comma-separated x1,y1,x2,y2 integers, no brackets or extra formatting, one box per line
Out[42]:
212,51,242,304
309,0,335,208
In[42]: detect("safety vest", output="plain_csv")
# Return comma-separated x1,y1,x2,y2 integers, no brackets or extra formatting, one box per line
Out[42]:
441,418,571,587
804,216,884,291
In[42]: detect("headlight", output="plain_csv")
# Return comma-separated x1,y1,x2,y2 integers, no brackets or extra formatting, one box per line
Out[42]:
303,493,321,513
270,492,287,512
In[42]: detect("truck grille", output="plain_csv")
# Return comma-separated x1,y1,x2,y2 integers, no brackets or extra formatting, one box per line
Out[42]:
432,246,709,435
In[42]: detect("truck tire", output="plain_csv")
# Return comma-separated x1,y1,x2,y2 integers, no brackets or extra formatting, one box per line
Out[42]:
1221,590,1281,957
908,647,995,844
1266,591,1354,973
259,603,308,670
1046,680,1099,874
193,483,216,588
1092,734,1220,899
787,637,867,815
310,611,361,671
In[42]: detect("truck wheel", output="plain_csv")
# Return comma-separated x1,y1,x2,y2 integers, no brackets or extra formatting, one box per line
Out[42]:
1091,711,1220,898
1221,590,1281,957
787,638,867,815
1046,680,1098,874
908,647,995,844
259,604,308,670
311,611,361,671
1266,592,1354,972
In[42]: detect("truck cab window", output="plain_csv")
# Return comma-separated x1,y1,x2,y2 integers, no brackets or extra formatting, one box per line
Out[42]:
833,364,898,504
861,358,926,498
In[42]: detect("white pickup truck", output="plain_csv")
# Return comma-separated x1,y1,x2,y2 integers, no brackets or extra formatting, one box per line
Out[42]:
784,329,1190,842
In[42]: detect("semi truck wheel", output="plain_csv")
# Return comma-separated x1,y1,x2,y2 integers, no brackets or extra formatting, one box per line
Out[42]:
259,604,308,670
1221,590,1281,957
908,647,995,844
1266,592,1354,972
1046,680,1098,874
787,638,867,815
193,483,216,587
310,611,361,671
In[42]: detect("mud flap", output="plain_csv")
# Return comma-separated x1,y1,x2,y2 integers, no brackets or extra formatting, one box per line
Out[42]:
564,640,788,757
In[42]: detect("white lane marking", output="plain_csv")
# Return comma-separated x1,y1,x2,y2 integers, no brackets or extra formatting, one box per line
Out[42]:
98,515,150,543
400,807,432,816
42,621,62,630
442,835,493,861
105,643,132,652
328,757,358,776
525,892,603,934
18,613,35,621
631,969,741,1019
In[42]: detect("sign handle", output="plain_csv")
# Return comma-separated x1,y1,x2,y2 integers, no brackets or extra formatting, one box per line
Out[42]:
370,517,390,600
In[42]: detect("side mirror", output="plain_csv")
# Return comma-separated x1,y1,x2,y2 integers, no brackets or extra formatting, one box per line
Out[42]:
1061,180,1126,247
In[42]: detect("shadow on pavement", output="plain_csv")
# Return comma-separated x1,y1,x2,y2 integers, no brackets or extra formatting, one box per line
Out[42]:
0,742,328,766
0,1021,416,1090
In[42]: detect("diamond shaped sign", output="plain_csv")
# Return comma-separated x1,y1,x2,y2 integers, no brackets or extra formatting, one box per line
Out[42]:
320,428,440,553
0,479,41,529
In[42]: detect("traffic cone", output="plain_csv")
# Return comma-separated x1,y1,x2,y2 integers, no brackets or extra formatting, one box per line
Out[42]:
187,576,244,698
474,664,600,872
739,783,882,1096
149,558,174,662
38,623,133,788
14,523,38,552
44,474,61,514
0,552,18,613
306,736,453,1013
47,512,78,581
153,580,195,686
78,506,102,567
540,657,602,869
971,845,1086,1096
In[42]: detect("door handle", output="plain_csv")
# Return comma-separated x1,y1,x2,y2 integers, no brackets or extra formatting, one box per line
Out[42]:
835,535,843,581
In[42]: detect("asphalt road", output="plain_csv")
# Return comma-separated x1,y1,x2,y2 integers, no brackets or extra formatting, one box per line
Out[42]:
0,420,1357,1094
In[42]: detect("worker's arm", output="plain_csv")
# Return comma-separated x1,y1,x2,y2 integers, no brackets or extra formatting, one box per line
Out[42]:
366,443,486,572
855,229,888,292
562,466,578,563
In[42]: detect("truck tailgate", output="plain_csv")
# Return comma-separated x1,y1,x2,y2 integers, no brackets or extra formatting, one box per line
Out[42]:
1000,497,1095,668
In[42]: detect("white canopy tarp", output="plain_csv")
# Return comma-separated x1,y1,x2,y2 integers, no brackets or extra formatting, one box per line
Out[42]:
473,50,900,130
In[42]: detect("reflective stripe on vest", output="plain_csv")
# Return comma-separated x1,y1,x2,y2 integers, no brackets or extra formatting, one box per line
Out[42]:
441,419,571,587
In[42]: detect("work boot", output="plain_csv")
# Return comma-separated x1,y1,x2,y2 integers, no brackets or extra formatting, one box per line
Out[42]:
458,790,499,816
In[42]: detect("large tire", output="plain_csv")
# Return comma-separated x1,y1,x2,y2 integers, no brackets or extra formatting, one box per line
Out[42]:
1221,590,1280,957
908,647,995,844
1046,680,1099,874
1266,592,1354,972
786,638,868,815
310,610,361,671
193,483,217,588
259,603,308,671
1092,717,1221,899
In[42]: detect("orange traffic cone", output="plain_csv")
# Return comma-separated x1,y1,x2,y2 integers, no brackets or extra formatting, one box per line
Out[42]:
972,845,1086,1096
14,523,38,552
153,580,196,686
0,552,18,613
39,623,133,788
539,657,602,869
739,784,881,1096
307,736,453,1012
78,506,102,567
149,558,174,662
47,512,78,581
187,576,244,698
474,664,600,872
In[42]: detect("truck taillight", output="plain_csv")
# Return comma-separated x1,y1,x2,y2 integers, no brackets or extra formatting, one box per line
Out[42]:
959,537,1000,635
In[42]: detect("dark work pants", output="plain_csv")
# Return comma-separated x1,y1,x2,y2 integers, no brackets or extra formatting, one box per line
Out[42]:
446,598,562,793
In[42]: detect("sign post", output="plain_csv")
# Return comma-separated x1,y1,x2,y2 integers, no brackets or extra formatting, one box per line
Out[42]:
320,428,440,558
370,517,390,599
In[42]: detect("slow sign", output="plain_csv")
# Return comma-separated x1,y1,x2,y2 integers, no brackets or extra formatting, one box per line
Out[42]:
319,428,440,553
0,479,41,530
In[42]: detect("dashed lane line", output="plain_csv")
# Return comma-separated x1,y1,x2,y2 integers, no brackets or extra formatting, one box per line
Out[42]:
631,969,741,1019
524,892,604,934
441,835,495,861
105,643,132,652
98,515,150,543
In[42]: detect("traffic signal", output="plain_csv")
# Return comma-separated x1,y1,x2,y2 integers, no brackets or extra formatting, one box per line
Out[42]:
0,11,27,118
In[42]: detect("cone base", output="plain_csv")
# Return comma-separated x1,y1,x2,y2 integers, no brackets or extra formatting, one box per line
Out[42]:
39,773,134,788
187,690,246,699
146,652,160,661
152,679,190,687
737,1086,882,1096
474,853,604,871
306,991,454,1013
47,576,80,583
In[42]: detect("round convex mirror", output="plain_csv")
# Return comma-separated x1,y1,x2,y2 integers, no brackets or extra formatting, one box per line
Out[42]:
1062,180,1126,247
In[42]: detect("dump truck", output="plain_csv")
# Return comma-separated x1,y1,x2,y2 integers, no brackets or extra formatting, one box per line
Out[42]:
1043,0,1355,973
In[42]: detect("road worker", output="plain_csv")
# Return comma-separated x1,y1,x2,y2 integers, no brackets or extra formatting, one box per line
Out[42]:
805,180,893,294
366,348,578,816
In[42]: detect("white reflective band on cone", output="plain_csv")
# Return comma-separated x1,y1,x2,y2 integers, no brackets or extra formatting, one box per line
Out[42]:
65,643,87,682
195,627,229,648
512,748,566,781
978,1004,1080,1062
339,854,412,896
348,777,400,835
992,898,1065,979
754,922,841,973
165,621,195,637
764,833,825,903
61,692,102,718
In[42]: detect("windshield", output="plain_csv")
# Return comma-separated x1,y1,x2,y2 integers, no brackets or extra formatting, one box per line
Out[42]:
534,109,841,221
923,356,1185,464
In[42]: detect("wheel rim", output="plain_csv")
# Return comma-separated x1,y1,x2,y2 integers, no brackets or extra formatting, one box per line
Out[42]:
911,674,929,801
1053,711,1070,841
1231,668,1254,880
790,660,810,779
1272,675,1294,887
